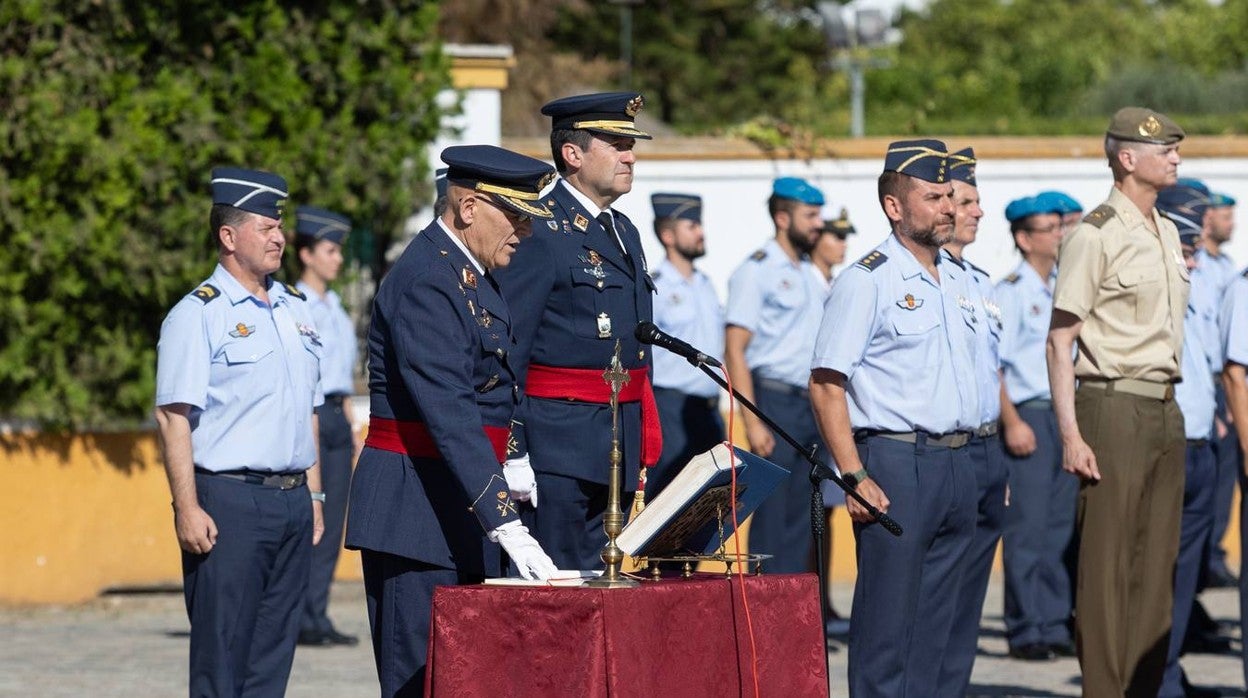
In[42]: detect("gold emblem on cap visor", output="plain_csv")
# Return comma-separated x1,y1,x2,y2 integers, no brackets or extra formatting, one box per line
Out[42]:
1140,115,1162,138
625,95,644,117
537,172,557,191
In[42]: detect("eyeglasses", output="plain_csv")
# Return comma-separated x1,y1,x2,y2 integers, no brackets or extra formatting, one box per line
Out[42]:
1026,223,1061,235
471,195,531,224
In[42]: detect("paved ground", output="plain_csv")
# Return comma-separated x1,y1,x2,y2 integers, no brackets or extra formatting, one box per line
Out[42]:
1,576,1244,697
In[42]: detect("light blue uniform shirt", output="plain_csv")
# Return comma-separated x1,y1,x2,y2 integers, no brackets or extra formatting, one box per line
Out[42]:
1189,258,1226,373
726,238,826,389
156,264,324,473
811,233,980,433
943,250,1002,424
296,281,356,396
1177,299,1216,440
995,261,1056,404
650,259,724,397
1197,247,1237,297
1222,270,1248,374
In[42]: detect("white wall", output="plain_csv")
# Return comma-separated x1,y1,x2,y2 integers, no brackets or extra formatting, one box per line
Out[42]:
607,156,1248,298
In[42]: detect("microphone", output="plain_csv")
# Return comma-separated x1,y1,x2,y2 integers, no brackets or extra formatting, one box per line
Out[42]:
634,321,723,368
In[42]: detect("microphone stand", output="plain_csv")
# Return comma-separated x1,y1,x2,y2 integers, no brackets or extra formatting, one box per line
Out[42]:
671,351,903,692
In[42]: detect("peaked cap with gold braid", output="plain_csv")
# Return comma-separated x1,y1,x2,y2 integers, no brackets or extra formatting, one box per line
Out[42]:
441,144,556,219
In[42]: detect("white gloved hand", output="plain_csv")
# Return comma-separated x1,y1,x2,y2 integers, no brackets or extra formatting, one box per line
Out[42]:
488,520,557,581
502,455,539,507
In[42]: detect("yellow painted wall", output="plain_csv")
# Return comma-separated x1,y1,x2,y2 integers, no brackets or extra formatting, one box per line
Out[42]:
0,431,360,606
0,427,1239,604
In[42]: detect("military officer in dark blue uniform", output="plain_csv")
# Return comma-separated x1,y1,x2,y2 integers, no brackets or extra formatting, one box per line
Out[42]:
293,205,361,648
345,145,559,697
155,167,326,697
810,140,980,698
494,92,661,570
648,192,725,498
938,147,1009,692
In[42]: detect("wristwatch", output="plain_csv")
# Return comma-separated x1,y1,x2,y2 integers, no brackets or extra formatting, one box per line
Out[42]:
842,469,870,489
310,491,327,503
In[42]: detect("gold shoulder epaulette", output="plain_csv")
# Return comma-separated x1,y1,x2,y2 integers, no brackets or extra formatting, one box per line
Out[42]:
283,282,306,300
1004,273,1021,284
1082,204,1116,229
749,249,767,262
192,284,220,303
855,250,888,272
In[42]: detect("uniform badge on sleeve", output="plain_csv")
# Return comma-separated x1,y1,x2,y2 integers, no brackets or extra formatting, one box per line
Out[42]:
229,323,256,338
896,293,923,310
193,284,220,303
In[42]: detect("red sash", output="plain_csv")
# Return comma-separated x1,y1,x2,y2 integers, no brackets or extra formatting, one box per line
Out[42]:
364,417,510,463
524,364,662,467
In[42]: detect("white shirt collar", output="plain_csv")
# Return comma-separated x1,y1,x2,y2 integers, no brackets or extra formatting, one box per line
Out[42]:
561,179,607,218
437,219,485,275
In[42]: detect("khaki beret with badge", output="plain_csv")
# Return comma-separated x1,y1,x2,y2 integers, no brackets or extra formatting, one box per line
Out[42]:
1106,107,1185,145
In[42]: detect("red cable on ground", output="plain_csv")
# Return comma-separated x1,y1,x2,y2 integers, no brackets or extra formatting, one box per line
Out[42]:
721,368,760,698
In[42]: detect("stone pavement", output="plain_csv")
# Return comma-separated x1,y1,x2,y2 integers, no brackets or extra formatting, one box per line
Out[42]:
1,576,1243,697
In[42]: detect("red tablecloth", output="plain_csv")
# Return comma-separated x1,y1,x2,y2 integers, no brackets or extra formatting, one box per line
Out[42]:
426,573,827,697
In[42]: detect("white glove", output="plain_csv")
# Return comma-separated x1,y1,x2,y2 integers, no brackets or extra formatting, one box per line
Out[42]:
503,455,539,507
489,520,558,581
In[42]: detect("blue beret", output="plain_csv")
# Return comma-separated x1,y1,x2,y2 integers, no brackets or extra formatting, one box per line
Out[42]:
295,206,351,245
1157,184,1209,224
542,92,652,140
435,167,448,200
884,139,949,183
1034,191,1083,215
651,193,702,223
440,145,557,220
772,176,824,206
1005,196,1037,223
210,167,288,220
947,147,976,185
1210,191,1237,207
1177,177,1210,196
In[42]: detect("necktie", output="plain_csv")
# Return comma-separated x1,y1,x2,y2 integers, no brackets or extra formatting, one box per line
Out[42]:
597,212,630,261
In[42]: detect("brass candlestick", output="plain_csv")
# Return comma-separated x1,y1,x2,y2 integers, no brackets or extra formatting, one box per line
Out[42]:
586,340,639,589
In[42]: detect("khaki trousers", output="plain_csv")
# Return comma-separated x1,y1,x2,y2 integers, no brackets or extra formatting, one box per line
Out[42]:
1074,385,1185,697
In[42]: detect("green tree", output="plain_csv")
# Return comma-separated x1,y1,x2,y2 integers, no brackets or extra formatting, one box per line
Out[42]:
0,1,450,429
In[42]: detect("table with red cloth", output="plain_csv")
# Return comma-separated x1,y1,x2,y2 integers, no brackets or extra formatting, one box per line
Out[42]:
425,572,827,697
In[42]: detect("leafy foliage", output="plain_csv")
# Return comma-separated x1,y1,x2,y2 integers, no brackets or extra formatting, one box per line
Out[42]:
0,1,449,429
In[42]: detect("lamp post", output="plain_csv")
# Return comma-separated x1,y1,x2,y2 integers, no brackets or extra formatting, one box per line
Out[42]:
817,2,900,138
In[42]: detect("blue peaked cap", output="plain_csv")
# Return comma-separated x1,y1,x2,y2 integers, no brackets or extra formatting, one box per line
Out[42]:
1157,197,1203,244
295,206,351,245
651,193,702,223
772,177,824,205
210,167,288,220
435,167,449,200
947,147,976,185
542,92,652,139
441,144,557,219
1157,184,1210,225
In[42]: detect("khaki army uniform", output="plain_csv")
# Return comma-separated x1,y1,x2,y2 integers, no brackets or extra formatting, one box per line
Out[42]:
1053,185,1189,697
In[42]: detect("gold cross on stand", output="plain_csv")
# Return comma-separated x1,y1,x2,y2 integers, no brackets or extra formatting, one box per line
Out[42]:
586,339,639,588
602,340,631,413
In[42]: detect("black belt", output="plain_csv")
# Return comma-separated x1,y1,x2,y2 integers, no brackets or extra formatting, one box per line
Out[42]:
1187,439,1209,448
323,393,349,405
856,430,972,449
755,377,809,398
1016,398,1053,411
195,468,306,490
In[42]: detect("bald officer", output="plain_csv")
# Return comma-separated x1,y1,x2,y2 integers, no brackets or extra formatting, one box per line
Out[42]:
345,145,559,696
1047,107,1188,697
725,176,827,574
293,205,360,648
648,193,725,498
155,167,325,697
810,140,980,698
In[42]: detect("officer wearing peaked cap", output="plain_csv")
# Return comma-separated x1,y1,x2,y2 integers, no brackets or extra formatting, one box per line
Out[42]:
1049,107,1188,696
996,194,1079,663
810,139,981,698
345,145,558,695
647,193,726,500
292,205,360,648
938,146,1011,692
811,208,856,291
155,166,326,697
493,92,661,570
724,175,828,575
